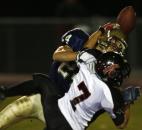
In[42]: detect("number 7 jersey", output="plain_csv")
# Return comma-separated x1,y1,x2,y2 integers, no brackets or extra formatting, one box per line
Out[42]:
58,62,116,130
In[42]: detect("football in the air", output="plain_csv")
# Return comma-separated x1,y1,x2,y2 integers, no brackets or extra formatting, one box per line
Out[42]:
116,6,136,34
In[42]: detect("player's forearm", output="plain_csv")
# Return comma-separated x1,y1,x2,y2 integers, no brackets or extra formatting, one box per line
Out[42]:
117,104,130,129
53,45,78,61
53,51,78,62
83,30,102,49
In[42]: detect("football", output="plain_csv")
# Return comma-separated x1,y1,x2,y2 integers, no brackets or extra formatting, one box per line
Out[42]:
116,6,136,34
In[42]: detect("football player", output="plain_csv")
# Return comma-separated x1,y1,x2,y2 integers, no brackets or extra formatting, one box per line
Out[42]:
0,27,90,129
0,50,132,130
0,23,128,129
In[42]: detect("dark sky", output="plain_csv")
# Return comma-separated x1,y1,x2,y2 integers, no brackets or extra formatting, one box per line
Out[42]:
0,0,141,17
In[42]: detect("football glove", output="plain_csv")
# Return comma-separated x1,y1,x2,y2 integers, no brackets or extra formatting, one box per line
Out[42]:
122,86,141,105
102,22,121,31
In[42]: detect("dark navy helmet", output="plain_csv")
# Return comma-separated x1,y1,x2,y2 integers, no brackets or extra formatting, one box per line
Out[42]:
61,28,89,51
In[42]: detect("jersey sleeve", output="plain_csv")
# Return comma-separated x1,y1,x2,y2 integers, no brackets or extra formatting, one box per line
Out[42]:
77,49,102,73
101,84,114,114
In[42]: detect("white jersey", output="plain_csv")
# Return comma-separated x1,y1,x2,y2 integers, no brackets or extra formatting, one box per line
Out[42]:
58,62,115,130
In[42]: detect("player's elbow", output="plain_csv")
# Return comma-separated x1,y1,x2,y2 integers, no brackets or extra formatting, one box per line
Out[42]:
52,51,62,61
52,52,64,61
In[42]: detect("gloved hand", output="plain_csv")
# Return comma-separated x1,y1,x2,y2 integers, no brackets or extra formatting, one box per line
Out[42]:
98,22,116,34
101,22,120,31
122,86,141,105
102,22,114,30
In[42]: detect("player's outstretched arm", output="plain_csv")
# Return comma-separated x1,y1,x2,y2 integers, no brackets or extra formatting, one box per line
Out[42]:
53,29,103,62
83,28,103,49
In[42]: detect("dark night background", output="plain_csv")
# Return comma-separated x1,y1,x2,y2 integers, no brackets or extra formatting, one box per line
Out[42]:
0,2,142,130
0,0,142,74
0,0,141,17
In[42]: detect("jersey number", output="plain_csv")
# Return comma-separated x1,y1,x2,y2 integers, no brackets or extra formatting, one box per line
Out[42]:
58,62,79,85
70,81,91,111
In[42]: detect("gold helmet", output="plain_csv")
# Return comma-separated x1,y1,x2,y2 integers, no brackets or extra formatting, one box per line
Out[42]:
96,23,128,56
